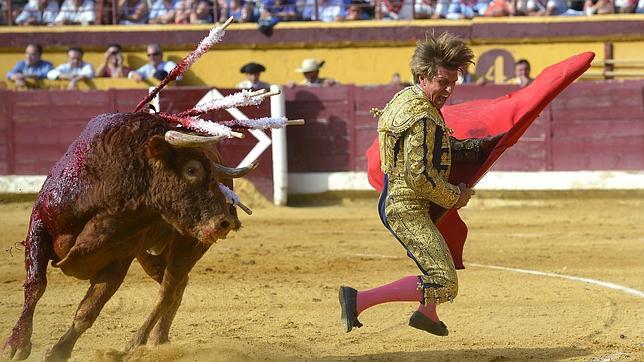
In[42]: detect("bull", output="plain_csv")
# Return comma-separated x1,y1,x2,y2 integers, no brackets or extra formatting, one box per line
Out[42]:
2,110,258,361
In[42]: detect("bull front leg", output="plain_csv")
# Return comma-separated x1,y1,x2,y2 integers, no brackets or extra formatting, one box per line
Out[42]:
42,258,133,362
3,215,51,361
127,238,209,350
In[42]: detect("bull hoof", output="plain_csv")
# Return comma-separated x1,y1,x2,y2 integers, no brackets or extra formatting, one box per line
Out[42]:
41,345,70,362
2,339,32,360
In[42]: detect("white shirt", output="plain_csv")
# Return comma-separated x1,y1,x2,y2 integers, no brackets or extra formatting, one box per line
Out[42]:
55,0,96,25
129,60,181,81
47,61,95,80
15,0,59,25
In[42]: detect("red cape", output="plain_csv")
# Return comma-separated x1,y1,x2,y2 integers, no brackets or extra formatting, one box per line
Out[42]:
367,52,595,269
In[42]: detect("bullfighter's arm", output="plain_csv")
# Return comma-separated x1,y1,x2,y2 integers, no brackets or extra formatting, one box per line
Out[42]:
403,118,460,209
450,133,505,163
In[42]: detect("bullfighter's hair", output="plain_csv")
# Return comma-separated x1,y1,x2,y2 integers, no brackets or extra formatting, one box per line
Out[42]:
410,31,475,84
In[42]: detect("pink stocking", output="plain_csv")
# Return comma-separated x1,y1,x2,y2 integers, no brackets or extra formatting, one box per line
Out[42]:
356,275,423,315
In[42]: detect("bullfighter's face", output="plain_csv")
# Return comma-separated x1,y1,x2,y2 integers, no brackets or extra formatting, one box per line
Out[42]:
146,136,240,244
417,65,459,110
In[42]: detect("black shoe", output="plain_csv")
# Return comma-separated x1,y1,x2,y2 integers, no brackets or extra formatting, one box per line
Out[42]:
408,311,449,336
338,286,363,333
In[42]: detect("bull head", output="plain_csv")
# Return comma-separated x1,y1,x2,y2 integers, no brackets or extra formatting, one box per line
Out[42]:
146,132,256,245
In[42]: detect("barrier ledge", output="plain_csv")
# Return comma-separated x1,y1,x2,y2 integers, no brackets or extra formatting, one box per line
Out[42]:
2,171,643,195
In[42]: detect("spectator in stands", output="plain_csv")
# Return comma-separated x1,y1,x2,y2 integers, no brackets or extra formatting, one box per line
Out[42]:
221,0,259,22
15,0,59,25
483,0,512,15
583,0,614,13
637,0,644,12
505,58,533,87
544,0,584,15
148,0,176,24
190,0,212,23
118,0,149,24
261,0,298,21
236,62,271,90
96,44,132,78
344,0,372,19
444,0,478,19
378,0,415,19
302,0,346,21
6,44,53,89
174,0,192,23
47,47,95,90
613,0,637,12
389,72,412,86
55,0,96,25
293,58,337,86
414,0,437,18
514,0,547,15
129,43,180,82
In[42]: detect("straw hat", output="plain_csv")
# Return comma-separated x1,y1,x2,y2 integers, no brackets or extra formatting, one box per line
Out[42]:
296,58,325,73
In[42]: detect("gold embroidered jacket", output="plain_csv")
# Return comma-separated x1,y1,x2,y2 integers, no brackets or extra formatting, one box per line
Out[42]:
377,85,475,209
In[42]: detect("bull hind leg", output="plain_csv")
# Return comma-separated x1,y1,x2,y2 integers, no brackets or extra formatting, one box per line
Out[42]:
127,240,209,350
42,259,132,362
3,215,52,361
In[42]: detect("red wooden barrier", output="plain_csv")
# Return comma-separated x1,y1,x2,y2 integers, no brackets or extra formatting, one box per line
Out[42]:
0,81,642,193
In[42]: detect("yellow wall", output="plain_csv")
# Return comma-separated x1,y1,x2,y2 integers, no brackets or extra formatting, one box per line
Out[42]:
1,35,642,90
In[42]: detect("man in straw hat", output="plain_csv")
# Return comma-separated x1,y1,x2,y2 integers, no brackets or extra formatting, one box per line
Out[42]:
338,32,500,336
294,58,337,86
236,61,271,91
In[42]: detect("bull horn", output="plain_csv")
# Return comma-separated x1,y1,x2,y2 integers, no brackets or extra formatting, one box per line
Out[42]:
165,130,226,147
213,161,258,178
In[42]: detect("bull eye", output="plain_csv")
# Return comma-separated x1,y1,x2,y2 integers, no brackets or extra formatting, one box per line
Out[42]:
182,160,205,183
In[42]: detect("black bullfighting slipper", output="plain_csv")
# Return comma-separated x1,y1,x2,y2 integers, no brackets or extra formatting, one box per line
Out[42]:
408,310,449,336
338,286,363,333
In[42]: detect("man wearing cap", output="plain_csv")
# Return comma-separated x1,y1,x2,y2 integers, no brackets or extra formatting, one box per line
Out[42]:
236,62,271,91
295,58,337,86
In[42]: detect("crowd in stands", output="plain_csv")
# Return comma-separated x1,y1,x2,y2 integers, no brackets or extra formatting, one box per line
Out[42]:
0,0,642,26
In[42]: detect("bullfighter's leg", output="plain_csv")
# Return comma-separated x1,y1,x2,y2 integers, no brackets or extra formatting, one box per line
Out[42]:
126,239,209,350
3,215,51,361
42,259,132,362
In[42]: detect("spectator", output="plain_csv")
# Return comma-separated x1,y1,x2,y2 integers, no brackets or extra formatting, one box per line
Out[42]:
118,0,149,24
302,0,347,21
236,62,271,90
545,0,584,14
513,0,547,15
148,0,176,24
129,43,180,82
220,0,258,22
584,0,614,13
6,43,53,89
637,0,644,12
174,0,192,23
444,0,478,19
483,0,512,15
47,47,95,90
414,0,437,18
293,58,337,86
96,44,132,78
344,0,371,19
55,0,96,25
378,0,414,19
261,0,298,21
190,0,212,23
505,58,533,87
614,0,637,12
389,72,412,86
14,0,59,25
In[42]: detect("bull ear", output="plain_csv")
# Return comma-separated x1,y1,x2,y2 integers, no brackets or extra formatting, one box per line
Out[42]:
146,135,174,165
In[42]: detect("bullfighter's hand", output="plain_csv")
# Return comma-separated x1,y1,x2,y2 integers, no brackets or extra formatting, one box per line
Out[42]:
454,183,475,209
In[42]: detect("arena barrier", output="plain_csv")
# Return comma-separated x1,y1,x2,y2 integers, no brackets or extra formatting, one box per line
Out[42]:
0,81,643,199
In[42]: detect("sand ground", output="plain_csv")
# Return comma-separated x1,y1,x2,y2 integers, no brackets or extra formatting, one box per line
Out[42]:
0,190,642,362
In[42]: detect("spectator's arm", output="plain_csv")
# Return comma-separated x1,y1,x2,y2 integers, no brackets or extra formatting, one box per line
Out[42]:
6,62,24,80
47,67,62,80
79,63,95,79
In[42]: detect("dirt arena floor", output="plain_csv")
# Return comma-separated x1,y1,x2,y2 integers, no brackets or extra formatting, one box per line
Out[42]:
0,187,642,362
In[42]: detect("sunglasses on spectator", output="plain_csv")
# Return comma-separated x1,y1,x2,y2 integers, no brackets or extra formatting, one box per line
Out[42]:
148,51,162,57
